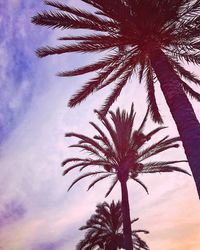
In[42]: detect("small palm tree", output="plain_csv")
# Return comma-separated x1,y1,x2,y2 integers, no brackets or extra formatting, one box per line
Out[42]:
32,0,200,198
76,201,149,250
62,105,189,250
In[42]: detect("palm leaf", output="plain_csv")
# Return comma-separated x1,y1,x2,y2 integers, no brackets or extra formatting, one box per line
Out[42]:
99,67,133,116
79,161,112,171
67,171,107,191
69,144,103,158
142,165,190,175
65,132,109,157
87,174,113,191
45,0,117,28
146,67,163,123
105,177,118,197
57,53,121,77
95,110,119,155
181,80,200,101
68,61,121,107
96,48,137,91
36,42,118,58
132,178,149,194
63,162,87,175
61,157,87,166
137,106,149,133
171,59,200,85
145,126,167,140
32,10,113,32
138,136,180,160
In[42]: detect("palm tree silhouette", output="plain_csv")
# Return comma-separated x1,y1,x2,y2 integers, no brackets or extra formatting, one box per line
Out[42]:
76,201,149,250
62,104,189,250
32,1,200,198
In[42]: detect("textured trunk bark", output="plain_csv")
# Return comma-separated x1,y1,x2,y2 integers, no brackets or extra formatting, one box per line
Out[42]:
120,179,133,250
150,48,200,199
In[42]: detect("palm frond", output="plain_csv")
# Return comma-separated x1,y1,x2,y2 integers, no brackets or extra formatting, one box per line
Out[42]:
65,132,110,157
137,106,149,133
89,122,111,147
132,232,150,250
63,162,87,175
181,80,200,101
176,51,200,64
105,177,118,197
57,52,121,77
87,174,113,191
142,165,190,175
146,67,163,123
99,67,133,116
131,218,139,224
36,41,117,58
32,10,113,32
69,144,103,158
179,0,200,17
138,136,180,161
61,157,86,166
133,229,149,234
79,161,112,172
138,60,146,83
132,178,149,194
68,61,121,107
144,160,187,166
57,59,109,77
67,171,107,191
94,110,119,154
171,59,200,85
96,48,138,91
145,126,167,140
44,0,117,29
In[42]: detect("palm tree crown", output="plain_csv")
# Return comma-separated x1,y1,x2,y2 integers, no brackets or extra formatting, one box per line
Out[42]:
32,0,200,120
76,201,149,250
62,105,189,196
63,104,189,250
32,0,200,198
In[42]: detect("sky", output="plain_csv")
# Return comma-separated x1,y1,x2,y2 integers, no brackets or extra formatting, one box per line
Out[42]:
0,1,200,250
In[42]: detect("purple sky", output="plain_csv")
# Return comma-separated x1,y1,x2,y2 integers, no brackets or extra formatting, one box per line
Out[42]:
1,1,200,250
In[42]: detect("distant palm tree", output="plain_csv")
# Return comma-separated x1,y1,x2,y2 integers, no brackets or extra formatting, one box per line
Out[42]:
62,105,189,250
76,201,149,250
32,0,200,198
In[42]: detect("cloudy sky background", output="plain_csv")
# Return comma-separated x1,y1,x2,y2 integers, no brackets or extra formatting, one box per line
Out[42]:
0,1,200,249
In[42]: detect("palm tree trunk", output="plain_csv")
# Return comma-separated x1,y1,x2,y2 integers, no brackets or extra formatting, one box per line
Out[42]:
120,179,133,250
150,48,200,199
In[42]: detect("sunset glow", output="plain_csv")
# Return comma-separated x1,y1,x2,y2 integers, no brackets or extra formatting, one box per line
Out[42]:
1,1,200,250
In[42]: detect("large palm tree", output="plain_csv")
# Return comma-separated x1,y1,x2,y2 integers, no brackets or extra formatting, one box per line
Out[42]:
62,105,189,250
76,201,149,250
32,0,200,198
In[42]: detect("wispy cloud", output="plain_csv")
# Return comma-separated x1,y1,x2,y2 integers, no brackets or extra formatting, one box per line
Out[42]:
0,200,26,229
0,1,50,143
1,1,200,249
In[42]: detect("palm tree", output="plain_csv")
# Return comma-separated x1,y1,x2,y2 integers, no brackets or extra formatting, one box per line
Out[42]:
62,105,189,250
76,201,149,250
32,0,200,198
